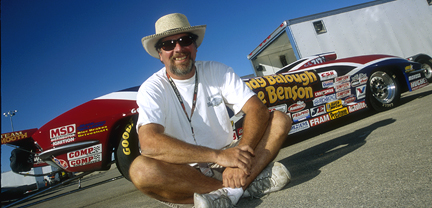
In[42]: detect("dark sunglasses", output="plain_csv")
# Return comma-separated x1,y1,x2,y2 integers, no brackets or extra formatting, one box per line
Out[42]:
156,35,197,51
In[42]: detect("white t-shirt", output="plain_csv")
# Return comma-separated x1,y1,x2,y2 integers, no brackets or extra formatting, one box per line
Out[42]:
136,61,255,149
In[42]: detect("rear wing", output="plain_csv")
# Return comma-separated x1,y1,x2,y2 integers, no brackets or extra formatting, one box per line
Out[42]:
1,128,38,146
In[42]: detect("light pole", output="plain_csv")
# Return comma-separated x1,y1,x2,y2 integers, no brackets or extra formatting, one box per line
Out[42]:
3,110,18,132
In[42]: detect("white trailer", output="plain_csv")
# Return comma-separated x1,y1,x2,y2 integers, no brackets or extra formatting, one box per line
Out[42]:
248,0,432,76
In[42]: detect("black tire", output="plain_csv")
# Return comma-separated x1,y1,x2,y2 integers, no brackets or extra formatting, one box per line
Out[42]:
115,116,140,181
10,148,33,173
418,58,432,83
367,70,400,112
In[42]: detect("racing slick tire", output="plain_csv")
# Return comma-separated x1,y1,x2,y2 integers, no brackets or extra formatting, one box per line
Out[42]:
418,58,432,83
367,69,401,112
115,116,140,181
10,148,33,173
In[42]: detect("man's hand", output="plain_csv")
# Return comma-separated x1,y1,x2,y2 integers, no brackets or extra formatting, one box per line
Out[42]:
223,167,248,188
215,145,254,174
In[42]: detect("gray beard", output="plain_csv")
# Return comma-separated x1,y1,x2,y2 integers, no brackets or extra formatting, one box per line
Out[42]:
169,59,195,77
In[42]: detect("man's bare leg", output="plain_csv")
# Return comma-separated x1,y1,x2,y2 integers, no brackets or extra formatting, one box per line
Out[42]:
129,156,223,204
236,110,291,189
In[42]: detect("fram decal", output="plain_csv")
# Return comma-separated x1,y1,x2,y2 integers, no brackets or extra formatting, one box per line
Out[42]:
314,88,335,98
348,101,367,113
326,100,343,112
410,78,428,91
310,105,326,117
288,101,306,113
246,71,318,105
329,108,349,120
309,114,330,127
356,85,366,99
318,70,337,81
292,109,310,123
289,121,310,134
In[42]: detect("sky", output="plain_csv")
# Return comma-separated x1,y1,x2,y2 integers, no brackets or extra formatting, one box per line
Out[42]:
1,0,372,173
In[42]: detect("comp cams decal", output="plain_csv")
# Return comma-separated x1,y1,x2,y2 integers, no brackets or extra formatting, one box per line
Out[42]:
67,144,102,167
245,71,318,105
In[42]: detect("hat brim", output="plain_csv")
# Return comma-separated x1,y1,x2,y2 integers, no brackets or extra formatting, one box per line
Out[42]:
142,25,206,58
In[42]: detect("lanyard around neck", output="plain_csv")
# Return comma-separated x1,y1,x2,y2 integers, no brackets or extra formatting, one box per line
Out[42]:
166,70,199,144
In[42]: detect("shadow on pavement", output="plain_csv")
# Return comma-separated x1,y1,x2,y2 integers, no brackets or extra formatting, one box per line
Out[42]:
279,118,396,189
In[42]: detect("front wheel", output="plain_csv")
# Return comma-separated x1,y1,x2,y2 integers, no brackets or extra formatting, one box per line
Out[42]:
418,58,432,83
367,70,400,112
115,116,140,181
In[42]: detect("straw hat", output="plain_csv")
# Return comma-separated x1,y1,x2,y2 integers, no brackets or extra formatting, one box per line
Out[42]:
142,13,206,58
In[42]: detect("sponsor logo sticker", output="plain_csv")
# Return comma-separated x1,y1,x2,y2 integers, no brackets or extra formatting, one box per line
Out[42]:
329,108,349,120
288,101,306,113
408,73,421,81
410,78,428,91
348,101,367,113
314,88,335,98
310,105,326,117
335,82,351,92
322,80,334,88
356,85,366,99
318,70,338,81
309,114,330,127
67,144,102,160
292,109,310,123
69,154,102,168
289,121,310,134
335,75,350,83
313,94,337,106
326,100,343,112
336,89,351,99
268,104,287,113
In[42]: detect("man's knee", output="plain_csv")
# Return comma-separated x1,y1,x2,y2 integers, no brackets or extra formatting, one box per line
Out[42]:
270,110,292,135
129,155,159,191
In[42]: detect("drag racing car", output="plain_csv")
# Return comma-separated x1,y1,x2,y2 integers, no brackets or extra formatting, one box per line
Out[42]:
2,52,431,182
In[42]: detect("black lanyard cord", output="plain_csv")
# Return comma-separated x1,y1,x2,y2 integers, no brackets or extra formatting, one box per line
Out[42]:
166,69,199,144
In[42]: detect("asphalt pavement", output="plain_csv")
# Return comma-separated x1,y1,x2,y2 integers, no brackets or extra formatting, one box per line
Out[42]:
6,85,432,208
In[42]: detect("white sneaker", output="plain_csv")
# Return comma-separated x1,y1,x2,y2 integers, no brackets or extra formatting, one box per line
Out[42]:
243,162,291,198
194,188,234,208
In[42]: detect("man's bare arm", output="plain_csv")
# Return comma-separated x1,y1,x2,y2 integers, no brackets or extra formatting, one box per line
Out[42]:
138,123,254,172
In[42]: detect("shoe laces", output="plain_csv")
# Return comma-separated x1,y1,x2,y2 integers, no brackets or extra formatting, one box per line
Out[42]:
246,171,273,198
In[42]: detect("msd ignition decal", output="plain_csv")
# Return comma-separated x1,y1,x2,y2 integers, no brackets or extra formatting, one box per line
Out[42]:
292,109,310,123
67,144,102,167
50,124,76,146
77,121,108,138
309,114,330,127
310,105,326,117
318,70,337,81
348,101,367,113
351,73,368,87
289,120,310,134
245,71,317,105
410,78,428,91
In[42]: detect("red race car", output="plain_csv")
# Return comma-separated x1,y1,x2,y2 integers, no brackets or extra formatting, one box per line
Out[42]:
2,52,431,181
